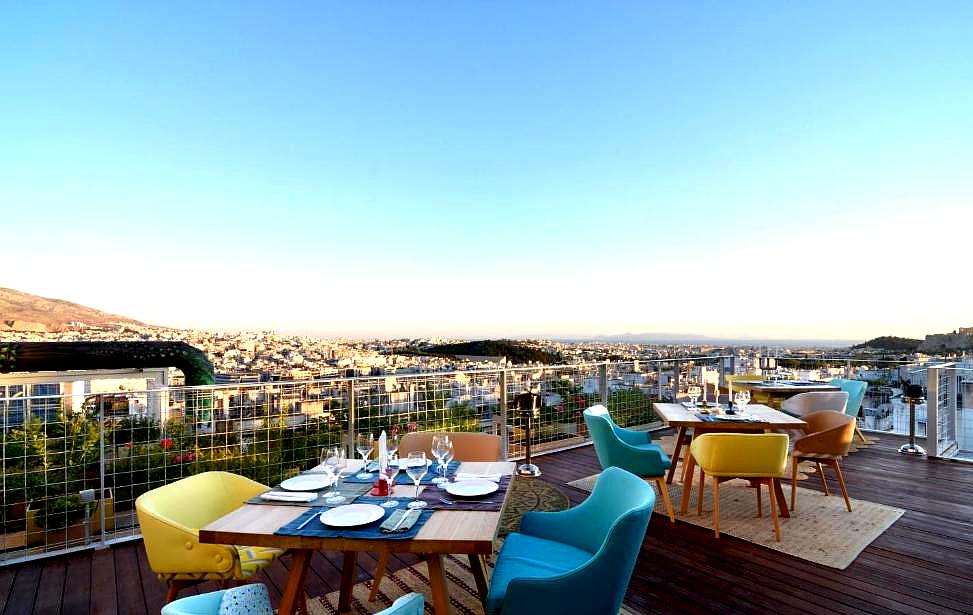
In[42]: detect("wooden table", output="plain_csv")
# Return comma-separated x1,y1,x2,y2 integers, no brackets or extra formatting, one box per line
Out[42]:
199,461,513,615
653,403,807,517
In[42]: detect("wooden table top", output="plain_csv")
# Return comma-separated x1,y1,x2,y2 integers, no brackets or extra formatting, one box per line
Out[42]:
199,461,513,556
653,402,807,430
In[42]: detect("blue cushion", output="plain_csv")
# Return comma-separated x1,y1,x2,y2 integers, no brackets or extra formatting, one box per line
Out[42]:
487,532,594,615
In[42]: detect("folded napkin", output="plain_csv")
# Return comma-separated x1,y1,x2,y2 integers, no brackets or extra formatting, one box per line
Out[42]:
379,508,422,533
259,491,318,503
454,472,503,482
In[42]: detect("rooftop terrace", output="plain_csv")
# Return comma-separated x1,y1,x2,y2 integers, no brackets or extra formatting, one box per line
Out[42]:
1,432,970,615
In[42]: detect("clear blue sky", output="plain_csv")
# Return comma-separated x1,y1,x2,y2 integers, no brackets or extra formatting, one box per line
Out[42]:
2,2,971,339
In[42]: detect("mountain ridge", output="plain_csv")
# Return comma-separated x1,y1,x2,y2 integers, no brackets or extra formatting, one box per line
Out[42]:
0,287,144,332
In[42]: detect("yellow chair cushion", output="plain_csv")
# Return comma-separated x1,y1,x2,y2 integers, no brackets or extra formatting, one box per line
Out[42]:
690,433,788,478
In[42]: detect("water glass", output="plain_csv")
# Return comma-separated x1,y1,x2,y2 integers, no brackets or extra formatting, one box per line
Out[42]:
733,390,751,414
687,386,701,406
324,447,347,505
430,435,449,485
438,439,454,487
355,433,374,479
379,466,398,508
405,451,428,509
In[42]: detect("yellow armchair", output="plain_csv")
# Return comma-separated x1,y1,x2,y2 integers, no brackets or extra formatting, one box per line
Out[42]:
689,433,789,541
135,471,285,603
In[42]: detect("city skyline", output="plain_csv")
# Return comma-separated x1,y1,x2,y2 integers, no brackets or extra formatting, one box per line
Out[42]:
3,3,971,340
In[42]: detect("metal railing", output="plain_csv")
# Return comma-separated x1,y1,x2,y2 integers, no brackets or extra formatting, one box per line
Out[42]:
0,356,730,565
2,352,967,565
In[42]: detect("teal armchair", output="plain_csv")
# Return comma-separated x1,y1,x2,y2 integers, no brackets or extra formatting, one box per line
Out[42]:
583,405,674,522
486,466,655,615
829,379,869,442
162,587,423,615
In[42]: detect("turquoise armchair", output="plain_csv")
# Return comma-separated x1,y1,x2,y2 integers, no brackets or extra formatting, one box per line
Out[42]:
162,587,423,615
583,405,674,522
829,379,869,442
486,466,655,615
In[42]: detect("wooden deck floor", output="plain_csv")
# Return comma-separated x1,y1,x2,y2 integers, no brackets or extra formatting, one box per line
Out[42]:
1,433,971,614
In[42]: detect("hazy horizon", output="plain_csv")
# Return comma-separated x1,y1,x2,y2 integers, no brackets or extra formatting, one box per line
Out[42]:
3,3,970,339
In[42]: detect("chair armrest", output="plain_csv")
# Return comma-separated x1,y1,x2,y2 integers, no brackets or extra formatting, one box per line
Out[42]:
612,425,650,446
605,438,670,477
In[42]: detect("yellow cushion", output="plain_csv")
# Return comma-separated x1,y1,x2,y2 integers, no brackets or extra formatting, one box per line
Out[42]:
236,546,285,578
690,433,788,478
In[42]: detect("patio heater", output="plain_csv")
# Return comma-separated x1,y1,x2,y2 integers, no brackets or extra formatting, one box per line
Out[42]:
899,384,926,456
514,390,543,477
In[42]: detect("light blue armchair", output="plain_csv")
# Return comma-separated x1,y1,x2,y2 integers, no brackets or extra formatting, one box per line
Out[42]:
829,379,869,442
583,404,674,522
486,466,655,615
162,586,423,615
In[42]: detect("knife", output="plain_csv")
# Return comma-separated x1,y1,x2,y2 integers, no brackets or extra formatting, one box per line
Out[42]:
296,509,322,530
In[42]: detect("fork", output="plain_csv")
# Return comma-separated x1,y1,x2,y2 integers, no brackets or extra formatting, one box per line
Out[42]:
439,497,495,505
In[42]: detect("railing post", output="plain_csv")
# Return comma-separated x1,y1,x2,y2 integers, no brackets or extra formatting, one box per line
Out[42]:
345,379,356,455
657,360,664,399
498,369,509,460
98,396,107,548
673,361,681,401
926,366,939,457
599,362,609,406
845,359,852,378
719,357,727,389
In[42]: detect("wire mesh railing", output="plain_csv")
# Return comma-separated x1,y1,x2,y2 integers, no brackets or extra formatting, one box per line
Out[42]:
6,352,965,565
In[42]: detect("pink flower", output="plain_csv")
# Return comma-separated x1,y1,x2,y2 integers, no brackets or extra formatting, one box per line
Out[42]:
390,425,400,436
407,422,418,432
160,438,173,450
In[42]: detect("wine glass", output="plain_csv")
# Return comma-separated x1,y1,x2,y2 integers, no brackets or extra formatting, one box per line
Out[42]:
379,465,398,508
385,433,399,464
405,451,428,509
430,435,448,485
355,433,374,479
687,385,701,406
733,390,750,414
324,447,347,505
438,439,454,487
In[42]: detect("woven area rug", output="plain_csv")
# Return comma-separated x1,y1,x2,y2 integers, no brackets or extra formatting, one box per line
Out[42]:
567,472,904,569
305,555,639,615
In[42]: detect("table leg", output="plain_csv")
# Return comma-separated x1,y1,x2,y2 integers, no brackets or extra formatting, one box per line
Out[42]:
772,477,791,518
468,554,489,609
278,549,312,615
337,550,359,614
666,426,687,484
679,450,697,515
425,554,451,615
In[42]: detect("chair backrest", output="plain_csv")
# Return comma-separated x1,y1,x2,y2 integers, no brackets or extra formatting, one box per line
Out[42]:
780,391,848,417
136,471,268,575
794,411,856,456
583,405,622,468
829,379,868,417
377,593,424,615
690,433,789,477
398,431,503,461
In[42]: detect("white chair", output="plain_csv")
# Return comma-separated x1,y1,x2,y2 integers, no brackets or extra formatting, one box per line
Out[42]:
780,391,848,417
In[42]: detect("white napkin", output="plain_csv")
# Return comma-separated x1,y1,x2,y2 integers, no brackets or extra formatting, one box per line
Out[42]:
455,472,503,482
378,430,388,474
259,491,318,502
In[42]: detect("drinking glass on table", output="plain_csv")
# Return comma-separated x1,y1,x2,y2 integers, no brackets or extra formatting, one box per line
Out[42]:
405,451,428,509
430,435,449,485
379,465,398,508
687,386,701,406
437,439,454,487
386,433,399,463
324,447,347,505
733,390,751,414
355,433,374,479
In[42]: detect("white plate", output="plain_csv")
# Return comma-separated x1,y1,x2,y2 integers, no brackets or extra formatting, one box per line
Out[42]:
279,474,334,491
445,479,498,498
320,503,385,527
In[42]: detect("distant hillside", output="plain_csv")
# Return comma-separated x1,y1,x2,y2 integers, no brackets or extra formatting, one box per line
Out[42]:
425,340,560,365
851,336,923,352
0,287,144,332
